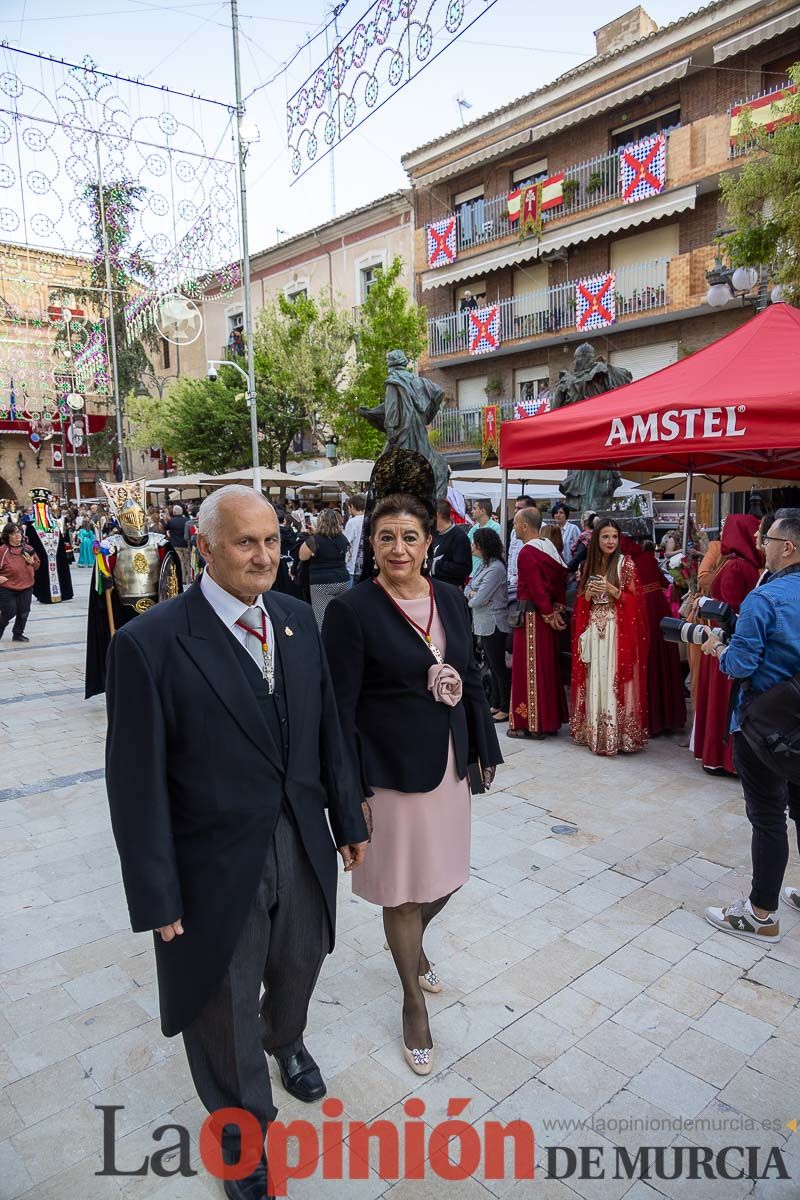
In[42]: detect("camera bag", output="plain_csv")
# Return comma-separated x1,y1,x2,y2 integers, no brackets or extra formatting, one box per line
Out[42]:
740,673,800,784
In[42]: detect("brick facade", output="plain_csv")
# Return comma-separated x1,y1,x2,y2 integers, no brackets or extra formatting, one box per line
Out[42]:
405,1,798,447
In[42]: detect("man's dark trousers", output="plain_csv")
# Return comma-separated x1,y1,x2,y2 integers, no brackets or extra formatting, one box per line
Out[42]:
734,732,800,911
181,631,329,1148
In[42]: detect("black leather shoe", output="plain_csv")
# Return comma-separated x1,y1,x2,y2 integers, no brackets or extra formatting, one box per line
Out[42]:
12,635,29,642
223,1163,275,1200
272,1041,326,1102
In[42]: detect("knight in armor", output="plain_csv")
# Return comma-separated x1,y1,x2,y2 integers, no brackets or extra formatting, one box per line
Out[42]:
85,479,182,699
25,488,74,605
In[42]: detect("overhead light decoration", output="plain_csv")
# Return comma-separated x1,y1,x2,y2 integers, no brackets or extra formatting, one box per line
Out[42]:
287,0,499,181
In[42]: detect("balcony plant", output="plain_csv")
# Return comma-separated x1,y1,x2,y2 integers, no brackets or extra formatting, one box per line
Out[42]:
562,178,580,207
586,170,606,198
485,372,504,398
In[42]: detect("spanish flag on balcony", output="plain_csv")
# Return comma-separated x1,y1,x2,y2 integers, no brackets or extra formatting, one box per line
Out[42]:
507,173,565,229
729,85,798,144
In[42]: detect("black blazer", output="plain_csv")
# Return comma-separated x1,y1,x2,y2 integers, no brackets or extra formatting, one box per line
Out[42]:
322,578,502,796
105,582,367,1037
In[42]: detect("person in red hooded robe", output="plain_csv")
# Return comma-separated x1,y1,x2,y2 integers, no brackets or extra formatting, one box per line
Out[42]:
508,506,569,738
692,513,762,775
621,537,686,736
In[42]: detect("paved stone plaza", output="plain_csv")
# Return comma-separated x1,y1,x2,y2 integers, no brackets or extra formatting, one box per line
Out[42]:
1,572,798,1200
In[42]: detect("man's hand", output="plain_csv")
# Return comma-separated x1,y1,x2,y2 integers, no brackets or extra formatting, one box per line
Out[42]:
701,629,725,658
338,842,368,872
483,765,496,790
156,919,184,942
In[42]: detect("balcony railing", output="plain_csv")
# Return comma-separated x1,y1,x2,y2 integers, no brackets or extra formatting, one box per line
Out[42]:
453,137,674,253
728,82,797,158
429,402,516,450
427,258,669,359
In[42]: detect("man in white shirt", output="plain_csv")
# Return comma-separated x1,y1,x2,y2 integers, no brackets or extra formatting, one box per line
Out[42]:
552,501,580,562
344,493,366,584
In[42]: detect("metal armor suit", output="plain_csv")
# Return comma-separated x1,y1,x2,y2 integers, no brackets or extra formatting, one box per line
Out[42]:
100,479,181,613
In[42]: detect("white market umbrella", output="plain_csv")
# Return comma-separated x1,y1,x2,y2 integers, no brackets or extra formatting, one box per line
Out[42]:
146,473,207,492
295,459,376,487
197,466,306,489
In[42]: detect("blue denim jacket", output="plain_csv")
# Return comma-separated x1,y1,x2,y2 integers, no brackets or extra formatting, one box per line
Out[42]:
719,564,800,732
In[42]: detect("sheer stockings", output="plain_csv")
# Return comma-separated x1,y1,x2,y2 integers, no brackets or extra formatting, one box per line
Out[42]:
382,889,456,1050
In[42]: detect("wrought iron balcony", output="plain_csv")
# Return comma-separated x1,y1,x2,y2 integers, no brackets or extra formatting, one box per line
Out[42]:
453,138,674,253
429,402,516,450
728,82,797,158
427,258,669,359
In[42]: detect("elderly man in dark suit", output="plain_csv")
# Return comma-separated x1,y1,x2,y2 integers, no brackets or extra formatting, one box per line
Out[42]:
105,484,369,1200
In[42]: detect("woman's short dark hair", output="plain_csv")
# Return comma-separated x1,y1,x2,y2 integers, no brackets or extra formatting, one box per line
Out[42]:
551,502,570,518
372,493,432,538
473,526,504,564
1,523,19,544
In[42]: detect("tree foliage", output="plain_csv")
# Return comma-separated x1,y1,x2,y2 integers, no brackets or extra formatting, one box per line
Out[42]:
253,292,352,470
128,292,353,474
332,256,428,459
720,65,800,301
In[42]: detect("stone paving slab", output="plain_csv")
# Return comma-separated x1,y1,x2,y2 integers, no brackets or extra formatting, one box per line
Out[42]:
0,572,798,1199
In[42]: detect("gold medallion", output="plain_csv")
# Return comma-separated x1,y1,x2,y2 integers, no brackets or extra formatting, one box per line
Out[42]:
132,551,148,574
134,597,155,614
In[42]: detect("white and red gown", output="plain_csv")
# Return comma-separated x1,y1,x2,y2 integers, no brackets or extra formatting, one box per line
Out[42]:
509,539,569,734
570,554,649,756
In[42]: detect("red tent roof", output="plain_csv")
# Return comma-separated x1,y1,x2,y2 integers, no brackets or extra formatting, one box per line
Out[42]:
500,303,800,480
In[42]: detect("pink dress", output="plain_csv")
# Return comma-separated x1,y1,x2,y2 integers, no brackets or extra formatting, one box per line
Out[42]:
351,597,472,908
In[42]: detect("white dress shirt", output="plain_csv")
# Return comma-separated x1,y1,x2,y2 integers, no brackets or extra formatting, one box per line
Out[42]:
200,569,275,676
344,512,364,575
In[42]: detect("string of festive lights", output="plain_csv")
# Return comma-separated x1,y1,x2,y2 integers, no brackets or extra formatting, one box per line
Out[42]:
287,0,498,181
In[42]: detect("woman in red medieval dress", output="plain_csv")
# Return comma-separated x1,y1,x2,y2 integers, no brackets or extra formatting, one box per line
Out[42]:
692,513,762,775
571,519,649,756
508,517,569,738
622,537,686,736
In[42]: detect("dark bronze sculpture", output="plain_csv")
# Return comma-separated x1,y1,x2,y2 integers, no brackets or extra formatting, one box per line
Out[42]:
552,343,633,513
358,349,449,499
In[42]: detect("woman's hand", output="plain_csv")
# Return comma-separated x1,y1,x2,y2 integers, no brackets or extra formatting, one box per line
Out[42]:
483,765,496,790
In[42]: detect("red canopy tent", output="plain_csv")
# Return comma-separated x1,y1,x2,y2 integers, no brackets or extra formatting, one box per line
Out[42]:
500,303,800,482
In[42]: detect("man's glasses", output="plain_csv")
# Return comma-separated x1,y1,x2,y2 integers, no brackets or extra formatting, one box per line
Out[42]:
761,534,798,548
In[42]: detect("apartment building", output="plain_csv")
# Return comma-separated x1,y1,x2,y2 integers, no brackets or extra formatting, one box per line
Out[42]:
201,191,414,364
402,0,800,463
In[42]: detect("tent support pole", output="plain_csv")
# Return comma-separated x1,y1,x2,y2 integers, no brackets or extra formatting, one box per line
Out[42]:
682,466,694,554
500,469,509,543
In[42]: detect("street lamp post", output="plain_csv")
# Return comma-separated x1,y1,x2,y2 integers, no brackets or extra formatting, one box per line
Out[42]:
230,0,260,493
207,358,261,487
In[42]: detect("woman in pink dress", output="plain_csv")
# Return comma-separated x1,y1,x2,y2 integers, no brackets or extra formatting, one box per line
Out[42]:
323,493,502,1076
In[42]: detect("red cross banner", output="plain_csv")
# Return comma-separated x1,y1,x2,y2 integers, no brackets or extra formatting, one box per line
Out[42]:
619,133,666,204
426,217,457,268
575,272,616,331
514,391,553,419
468,305,501,355
481,404,500,464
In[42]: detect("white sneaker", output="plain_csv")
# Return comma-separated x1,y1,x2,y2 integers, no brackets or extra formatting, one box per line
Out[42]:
781,887,800,913
704,896,781,943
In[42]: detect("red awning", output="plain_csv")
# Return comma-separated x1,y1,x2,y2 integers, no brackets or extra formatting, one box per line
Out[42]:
500,304,800,481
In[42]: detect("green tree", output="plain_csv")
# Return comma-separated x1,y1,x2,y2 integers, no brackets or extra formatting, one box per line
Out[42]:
128,291,353,474
720,66,800,301
253,292,352,470
127,369,255,474
333,256,428,459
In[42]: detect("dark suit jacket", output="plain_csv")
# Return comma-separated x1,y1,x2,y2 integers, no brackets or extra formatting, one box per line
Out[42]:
105,581,367,1037
322,578,502,796
431,524,472,588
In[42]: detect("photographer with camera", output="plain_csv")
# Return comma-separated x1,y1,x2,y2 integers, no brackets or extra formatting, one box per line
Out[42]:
703,513,800,943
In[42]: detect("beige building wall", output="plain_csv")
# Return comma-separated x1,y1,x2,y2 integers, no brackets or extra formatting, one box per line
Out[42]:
198,192,415,369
